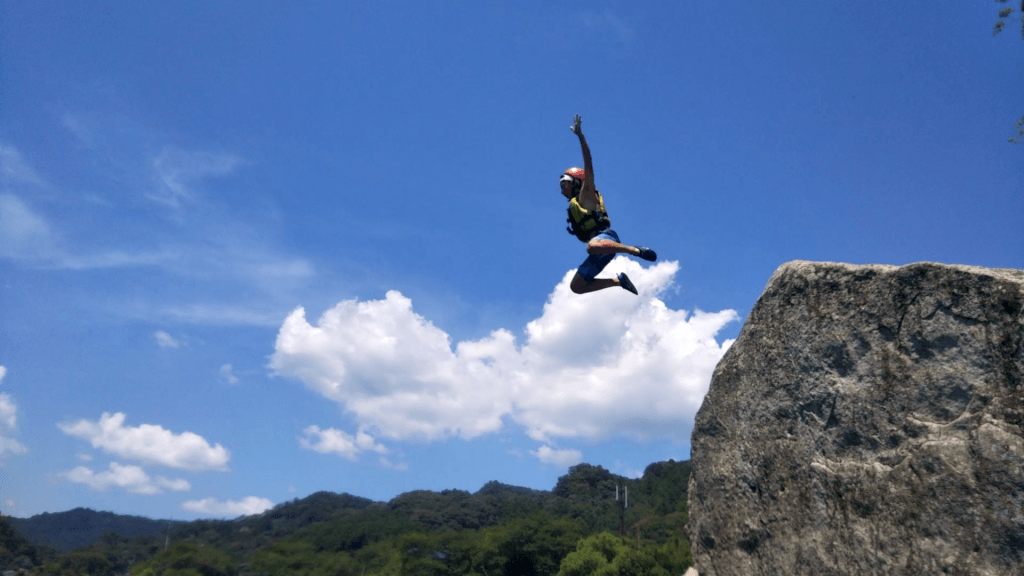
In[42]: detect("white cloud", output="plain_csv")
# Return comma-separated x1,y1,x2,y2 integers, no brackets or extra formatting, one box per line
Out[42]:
0,194,55,260
0,367,27,459
149,146,244,208
612,462,645,479
0,437,27,459
272,259,738,445
181,496,274,517
379,457,409,471
531,445,584,468
299,425,388,461
0,365,15,431
3,128,316,329
58,412,230,471
66,462,190,495
0,394,17,432
219,364,239,384
0,144,44,185
272,290,516,441
154,331,181,349
156,303,286,327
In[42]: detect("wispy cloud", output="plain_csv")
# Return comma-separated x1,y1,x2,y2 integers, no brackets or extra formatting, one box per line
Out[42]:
154,331,181,349
153,303,288,327
1,122,316,326
580,10,636,47
272,259,738,448
0,194,56,261
0,145,44,186
148,146,245,208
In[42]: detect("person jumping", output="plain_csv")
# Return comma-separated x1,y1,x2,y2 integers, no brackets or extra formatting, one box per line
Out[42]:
561,114,657,295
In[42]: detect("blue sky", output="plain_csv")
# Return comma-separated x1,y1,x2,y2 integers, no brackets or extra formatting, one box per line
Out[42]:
0,1,1021,520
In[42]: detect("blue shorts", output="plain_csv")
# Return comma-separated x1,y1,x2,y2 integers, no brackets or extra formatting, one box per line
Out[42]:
577,229,620,282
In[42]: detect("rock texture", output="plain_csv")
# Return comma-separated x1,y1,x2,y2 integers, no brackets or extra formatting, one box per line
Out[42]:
687,261,1024,576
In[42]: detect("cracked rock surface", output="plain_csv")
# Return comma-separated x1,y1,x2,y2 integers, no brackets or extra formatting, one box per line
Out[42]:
687,261,1024,576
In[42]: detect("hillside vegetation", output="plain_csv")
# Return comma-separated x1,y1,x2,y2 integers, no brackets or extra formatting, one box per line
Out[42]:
11,460,693,576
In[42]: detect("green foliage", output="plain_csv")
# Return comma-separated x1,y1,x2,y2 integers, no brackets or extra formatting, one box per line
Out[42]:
28,460,695,576
556,532,691,576
481,513,585,576
36,550,114,576
297,508,419,552
249,539,360,576
992,0,1024,143
128,542,236,576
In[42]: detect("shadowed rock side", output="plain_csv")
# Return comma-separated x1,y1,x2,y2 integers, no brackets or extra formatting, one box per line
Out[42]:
686,261,1024,576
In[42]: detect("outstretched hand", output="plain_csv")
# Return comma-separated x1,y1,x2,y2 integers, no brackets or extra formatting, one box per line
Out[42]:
570,114,582,135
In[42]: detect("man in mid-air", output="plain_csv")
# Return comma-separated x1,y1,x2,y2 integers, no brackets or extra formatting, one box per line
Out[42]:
561,115,657,295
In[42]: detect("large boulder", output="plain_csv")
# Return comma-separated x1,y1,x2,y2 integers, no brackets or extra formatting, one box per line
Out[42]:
687,261,1024,576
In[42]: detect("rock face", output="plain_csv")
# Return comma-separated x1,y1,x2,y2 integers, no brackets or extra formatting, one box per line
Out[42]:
687,261,1024,576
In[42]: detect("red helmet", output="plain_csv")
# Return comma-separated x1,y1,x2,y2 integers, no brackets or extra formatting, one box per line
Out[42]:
563,167,585,181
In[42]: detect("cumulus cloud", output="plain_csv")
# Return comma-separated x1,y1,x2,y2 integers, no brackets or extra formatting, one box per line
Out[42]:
272,259,737,446
532,445,584,468
58,412,230,471
182,496,274,517
299,425,388,461
273,290,516,441
154,331,181,349
66,462,190,495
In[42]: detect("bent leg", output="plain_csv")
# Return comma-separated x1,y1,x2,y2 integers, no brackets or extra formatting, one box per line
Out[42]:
587,237,640,257
570,272,621,294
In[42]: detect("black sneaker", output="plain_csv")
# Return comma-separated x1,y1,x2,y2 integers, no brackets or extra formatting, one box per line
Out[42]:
636,247,657,262
618,273,638,295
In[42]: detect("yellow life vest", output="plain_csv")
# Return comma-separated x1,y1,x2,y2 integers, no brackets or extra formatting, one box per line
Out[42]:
566,192,611,243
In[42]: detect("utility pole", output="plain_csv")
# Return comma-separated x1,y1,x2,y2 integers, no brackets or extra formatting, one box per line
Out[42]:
615,484,628,537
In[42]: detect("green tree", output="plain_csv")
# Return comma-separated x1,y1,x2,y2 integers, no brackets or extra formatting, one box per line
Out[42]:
993,0,1024,37
128,542,236,576
993,0,1024,143
249,539,360,576
557,532,690,576
37,550,113,576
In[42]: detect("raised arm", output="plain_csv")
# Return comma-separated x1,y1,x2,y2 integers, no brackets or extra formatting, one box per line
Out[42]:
570,115,600,209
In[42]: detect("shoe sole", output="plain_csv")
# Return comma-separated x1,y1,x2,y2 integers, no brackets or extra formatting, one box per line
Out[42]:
638,248,657,262
619,273,638,295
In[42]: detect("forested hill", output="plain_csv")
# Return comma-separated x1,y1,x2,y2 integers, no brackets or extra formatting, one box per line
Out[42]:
10,508,182,554
9,460,692,575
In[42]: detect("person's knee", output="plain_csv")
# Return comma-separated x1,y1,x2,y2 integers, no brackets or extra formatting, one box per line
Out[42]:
570,275,588,294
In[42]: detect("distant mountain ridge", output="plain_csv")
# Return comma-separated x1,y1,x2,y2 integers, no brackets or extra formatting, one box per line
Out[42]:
9,507,181,553
10,460,691,558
